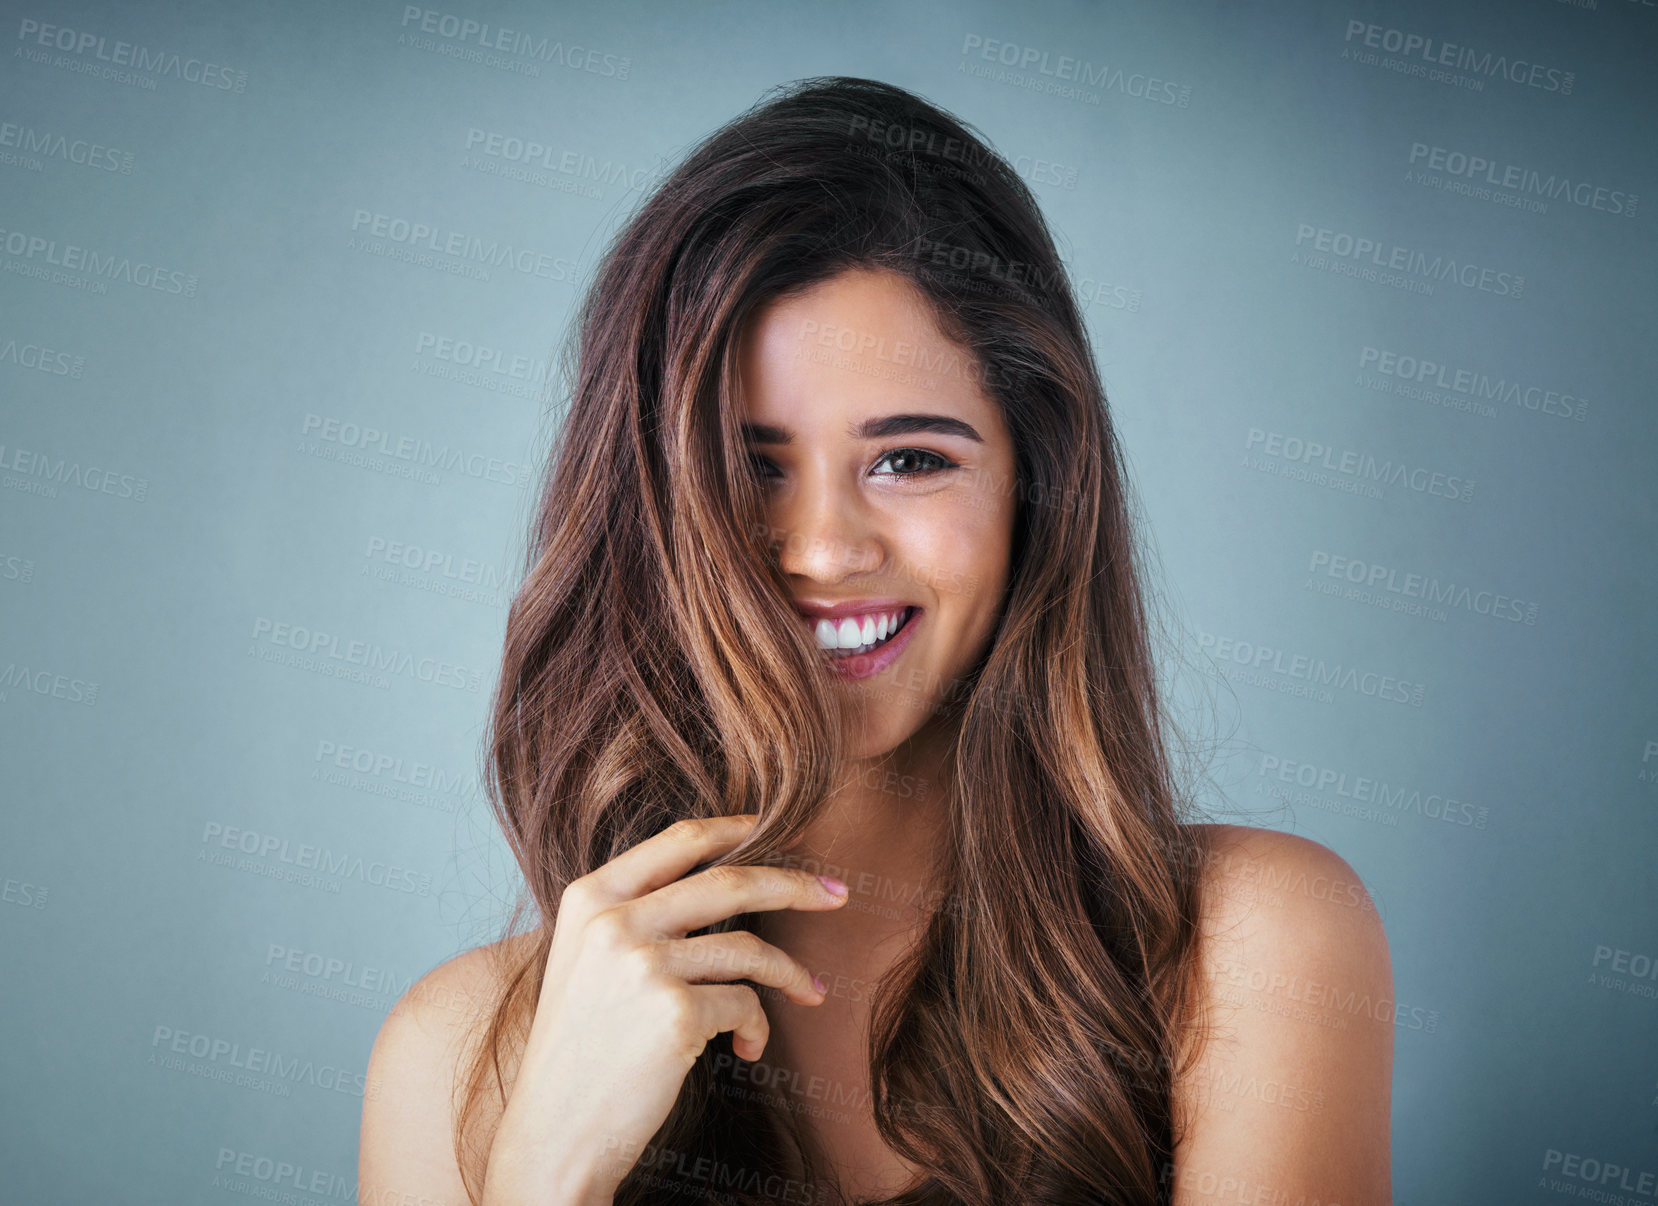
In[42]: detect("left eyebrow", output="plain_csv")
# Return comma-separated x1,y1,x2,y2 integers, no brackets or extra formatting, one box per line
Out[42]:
740,413,984,445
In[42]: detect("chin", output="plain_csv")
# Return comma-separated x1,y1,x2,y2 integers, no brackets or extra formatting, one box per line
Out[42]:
837,682,948,761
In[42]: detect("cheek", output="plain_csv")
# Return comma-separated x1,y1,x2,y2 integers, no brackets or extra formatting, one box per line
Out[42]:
892,492,1012,625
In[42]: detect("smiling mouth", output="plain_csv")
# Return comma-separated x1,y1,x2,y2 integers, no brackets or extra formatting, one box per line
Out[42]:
810,606,918,658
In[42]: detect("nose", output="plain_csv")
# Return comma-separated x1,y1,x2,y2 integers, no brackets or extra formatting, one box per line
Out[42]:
770,464,883,583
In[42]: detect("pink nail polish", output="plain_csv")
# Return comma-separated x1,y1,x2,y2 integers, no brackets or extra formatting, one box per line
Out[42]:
817,875,848,896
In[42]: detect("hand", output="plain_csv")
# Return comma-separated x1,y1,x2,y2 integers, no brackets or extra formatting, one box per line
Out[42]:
481,813,850,1205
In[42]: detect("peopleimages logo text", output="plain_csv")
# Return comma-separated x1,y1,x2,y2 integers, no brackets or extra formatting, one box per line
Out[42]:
15,18,250,91
1359,347,1587,421
1408,145,1637,217
1295,223,1523,298
398,7,631,77
1343,20,1574,93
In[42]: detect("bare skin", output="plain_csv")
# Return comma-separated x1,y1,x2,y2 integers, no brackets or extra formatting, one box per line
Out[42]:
730,266,1018,1198
357,267,1393,1205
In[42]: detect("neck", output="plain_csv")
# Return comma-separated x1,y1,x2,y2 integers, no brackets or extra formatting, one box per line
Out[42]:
779,712,957,928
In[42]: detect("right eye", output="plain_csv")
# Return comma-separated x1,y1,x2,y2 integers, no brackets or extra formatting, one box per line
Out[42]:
748,454,781,484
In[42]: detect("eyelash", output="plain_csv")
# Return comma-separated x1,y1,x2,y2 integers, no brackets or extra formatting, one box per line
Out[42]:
749,448,959,484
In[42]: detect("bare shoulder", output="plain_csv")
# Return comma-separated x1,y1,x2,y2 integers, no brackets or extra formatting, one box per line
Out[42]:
1183,821,1392,1017
1168,824,1393,1205
359,930,541,1205
1189,822,1390,950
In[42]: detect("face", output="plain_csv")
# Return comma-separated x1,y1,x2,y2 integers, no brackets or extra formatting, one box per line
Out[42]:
734,266,1019,758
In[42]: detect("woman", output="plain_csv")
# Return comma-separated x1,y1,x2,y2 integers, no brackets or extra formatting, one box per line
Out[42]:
358,77,1393,1206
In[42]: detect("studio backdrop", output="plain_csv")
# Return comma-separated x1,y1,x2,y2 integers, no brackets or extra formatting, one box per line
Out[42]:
1,0,1654,1202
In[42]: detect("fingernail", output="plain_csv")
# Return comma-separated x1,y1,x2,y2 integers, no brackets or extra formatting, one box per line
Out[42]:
812,973,828,994
817,875,848,897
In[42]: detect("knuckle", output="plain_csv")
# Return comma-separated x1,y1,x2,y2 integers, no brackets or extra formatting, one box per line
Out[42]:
667,816,703,841
585,906,633,948
689,942,723,979
696,938,731,975
659,983,696,1029
621,942,660,979
702,863,743,893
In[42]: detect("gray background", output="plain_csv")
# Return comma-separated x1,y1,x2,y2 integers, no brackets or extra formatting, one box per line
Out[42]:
1,0,1654,1201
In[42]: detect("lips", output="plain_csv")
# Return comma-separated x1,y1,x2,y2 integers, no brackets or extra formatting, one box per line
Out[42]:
792,602,922,681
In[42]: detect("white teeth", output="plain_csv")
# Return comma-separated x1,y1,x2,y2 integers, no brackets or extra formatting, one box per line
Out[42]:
809,608,910,652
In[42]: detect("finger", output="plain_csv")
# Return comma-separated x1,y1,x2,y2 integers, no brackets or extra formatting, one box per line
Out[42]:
635,863,849,937
659,933,826,1006
577,814,760,906
691,983,772,1062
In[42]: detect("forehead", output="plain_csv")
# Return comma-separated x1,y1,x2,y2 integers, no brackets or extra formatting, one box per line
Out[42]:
734,267,995,427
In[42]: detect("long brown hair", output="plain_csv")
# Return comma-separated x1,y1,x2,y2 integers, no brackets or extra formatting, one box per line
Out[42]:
455,76,1215,1206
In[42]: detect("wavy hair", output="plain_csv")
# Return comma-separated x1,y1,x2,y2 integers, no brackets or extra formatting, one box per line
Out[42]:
454,75,1215,1206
